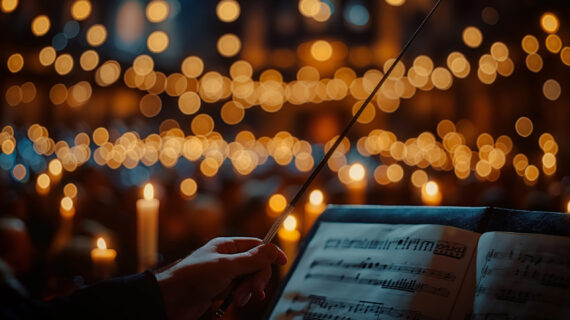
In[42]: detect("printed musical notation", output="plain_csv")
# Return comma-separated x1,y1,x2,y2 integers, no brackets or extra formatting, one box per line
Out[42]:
475,285,570,306
305,272,450,297
324,237,467,259
310,257,457,281
485,249,570,267
479,264,570,288
285,295,438,320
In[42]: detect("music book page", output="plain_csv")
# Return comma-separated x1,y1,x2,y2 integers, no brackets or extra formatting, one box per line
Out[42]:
269,222,479,320
473,231,570,319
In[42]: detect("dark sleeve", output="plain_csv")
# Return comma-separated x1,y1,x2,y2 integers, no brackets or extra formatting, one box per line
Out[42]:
0,271,168,320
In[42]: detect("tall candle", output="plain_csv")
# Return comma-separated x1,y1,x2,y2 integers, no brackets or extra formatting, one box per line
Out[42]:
49,196,75,255
91,237,117,279
36,173,50,195
304,190,326,235
278,215,300,277
347,163,366,204
59,196,75,219
421,181,442,206
136,183,159,272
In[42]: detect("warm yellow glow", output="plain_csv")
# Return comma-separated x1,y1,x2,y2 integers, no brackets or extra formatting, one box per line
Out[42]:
61,196,74,211
133,54,154,76
31,15,50,36
178,92,201,115
545,34,562,53
348,163,366,182
139,94,162,118
96,237,107,250
48,159,63,176
386,0,405,6
216,0,240,23
411,170,428,188
87,24,107,47
71,0,92,21
54,54,74,75
567,201,570,214
524,165,539,181
143,183,154,200
92,127,109,146
309,190,324,205
283,215,297,231
64,183,78,198
542,79,561,101
540,12,559,33
1,0,18,13
298,0,320,17
424,181,438,196
7,53,23,73
220,101,244,124
561,47,570,66
39,46,56,66
311,40,333,62
146,0,169,23
269,194,287,213
191,114,215,136
462,26,483,48
180,178,197,198
490,42,509,62
525,53,543,73
181,56,204,78
147,31,169,53
1,139,15,154
80,50,99,71
37,173,50,189
515,117,533,137
217,33,241,57
521,35,539,54
5,85,22,107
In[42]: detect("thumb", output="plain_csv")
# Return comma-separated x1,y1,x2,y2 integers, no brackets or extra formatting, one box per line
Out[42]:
226,244,285,276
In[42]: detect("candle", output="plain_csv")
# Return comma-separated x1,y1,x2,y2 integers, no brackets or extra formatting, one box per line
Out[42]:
48,159,62,184
421,181,442,206
36,173,50,195
347,163,367,204
136,183,159,272
59,196,75,219
304,189,326,234
278,215,300,277
566,200,570,213
91,237,117,279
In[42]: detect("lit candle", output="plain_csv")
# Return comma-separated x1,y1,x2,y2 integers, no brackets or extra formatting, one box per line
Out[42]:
48,159,62,184
304,189,326,234
421,181,442,206
136,183,159,272
59,196,75,219
36,173,50,195
566,200,570,213
91,237,117,279
278,215,300,277
347,163,367,204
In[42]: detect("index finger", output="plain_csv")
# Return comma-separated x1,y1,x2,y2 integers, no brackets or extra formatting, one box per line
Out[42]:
213,237,263,254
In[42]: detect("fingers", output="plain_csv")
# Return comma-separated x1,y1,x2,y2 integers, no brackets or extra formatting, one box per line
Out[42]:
228,243,287,276
233,266,272,306
211,237,263,254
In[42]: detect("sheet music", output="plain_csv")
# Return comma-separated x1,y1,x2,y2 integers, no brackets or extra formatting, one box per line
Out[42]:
269,222,479,319
473,232,570,319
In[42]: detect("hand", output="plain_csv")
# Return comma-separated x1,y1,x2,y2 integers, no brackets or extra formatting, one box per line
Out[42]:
154,237,287,320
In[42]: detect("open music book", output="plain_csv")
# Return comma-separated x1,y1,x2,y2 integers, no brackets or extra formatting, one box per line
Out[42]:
268,222,570,320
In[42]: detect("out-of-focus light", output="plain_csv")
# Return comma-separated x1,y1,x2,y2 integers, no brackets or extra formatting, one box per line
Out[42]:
178,92,201,115
525,53,543,72
7,53,24,73
133,54,154,76
310,40,333,62
87,24,107,47
411,170,428,188
269,193,287,213
349,163,365,182
309,190,324,205
180,178,197,198
71,0,92,21
545,34,562,54
490,42,508,62
63,21,80,39
52,33,68,51
217,34,241,57
540,12,559,33
146,0,169,23
80,50,99,71
64,183,78,198
283,215,297,231
1,0,18,13
561,47,570,66
515,117,533,137
139,94,162,118
31,15,50,36
147,30,169,53
54,54,74,75
92,127,109,146
385,0,405,6
216,0,240,23
191,114,215,136
481,7,499,25
462,26,483,48
39,46,56,66
542,79,561,101
12,164,27,181
181,56,204,78
424,181,438,196
344,4,369,27
566,200,570,213
521,35,539,54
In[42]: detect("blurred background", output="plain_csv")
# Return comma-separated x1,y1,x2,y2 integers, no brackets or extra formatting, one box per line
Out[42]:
1,0,569,318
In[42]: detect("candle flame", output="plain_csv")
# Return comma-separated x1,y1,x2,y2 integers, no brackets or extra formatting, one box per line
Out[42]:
143,183,154,200
60,196,74,210
566,200,570,213
309,189,324,205
283,215,297,231
96,237,107,250
348,163,365,182
269,193,287,212
424,181,439,196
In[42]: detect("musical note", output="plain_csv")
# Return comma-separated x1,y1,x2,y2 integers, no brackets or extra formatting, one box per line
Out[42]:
305,272,450,297
310,257,457,281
